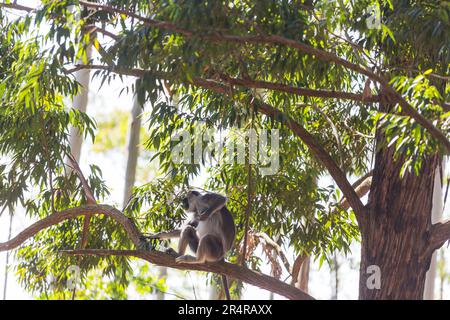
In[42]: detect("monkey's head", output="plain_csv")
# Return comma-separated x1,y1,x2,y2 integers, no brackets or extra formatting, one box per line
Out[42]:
181,190,201,212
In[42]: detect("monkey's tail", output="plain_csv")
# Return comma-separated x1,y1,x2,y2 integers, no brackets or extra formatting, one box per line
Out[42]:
221,274,231,300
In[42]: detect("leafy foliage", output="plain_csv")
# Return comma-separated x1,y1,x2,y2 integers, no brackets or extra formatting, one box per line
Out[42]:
0,0,448,298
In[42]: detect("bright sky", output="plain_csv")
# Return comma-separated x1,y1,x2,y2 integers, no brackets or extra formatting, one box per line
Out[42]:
1,1,450,300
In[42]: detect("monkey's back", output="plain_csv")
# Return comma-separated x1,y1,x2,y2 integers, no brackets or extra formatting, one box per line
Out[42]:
220,206,235,251
196,206,235,253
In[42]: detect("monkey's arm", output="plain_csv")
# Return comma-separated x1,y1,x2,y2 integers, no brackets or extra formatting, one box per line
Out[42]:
199,194,227,221
143,217,199,240
143,229,181,240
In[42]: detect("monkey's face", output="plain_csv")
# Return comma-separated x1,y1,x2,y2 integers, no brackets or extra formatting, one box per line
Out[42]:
181,197,189,210
181,190,200,212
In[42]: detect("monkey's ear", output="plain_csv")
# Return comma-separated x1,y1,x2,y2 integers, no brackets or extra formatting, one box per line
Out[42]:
191,190,200,196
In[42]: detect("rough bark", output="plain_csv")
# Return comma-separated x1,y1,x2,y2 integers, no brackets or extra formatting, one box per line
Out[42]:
359,134,439,299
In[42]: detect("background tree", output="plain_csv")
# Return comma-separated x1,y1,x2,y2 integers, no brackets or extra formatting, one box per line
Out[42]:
0,0,449,300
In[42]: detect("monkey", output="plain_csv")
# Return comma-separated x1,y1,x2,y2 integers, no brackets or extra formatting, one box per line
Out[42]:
177,190,235,264
144,190,235,299
178,190,235,300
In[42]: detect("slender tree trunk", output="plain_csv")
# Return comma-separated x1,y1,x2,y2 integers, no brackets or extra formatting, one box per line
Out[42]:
2,213,13,300
359,131,438,299
156,267,167,300
69,44,92,300
331,254,339,300
423,164,444,299
439,250,445,300
297,257,310,294
122,96,142,208
69,45,92,162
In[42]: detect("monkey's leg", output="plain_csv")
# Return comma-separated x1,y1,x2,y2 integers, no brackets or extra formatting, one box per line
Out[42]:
178,225,198,255
176,235,224,264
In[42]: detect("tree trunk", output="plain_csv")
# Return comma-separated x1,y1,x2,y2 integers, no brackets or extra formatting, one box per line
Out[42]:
359,139,438,299
156,266,167,300
2,213,13,300
297,257,310,294
423,165,443,299
69,45,92,162
69,42,92,301
331,254,339,300
122,95,142,208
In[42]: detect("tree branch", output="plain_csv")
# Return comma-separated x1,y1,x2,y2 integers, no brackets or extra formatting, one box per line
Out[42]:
62,249,313,300
254,232,291,275
84,24,120,41
256,102,366,223
430,219,450,251
67,64,377,103
221,75,380,102
338,174,372,211
291,254,308,286
70,64,450,160
0,204,313,300
0,2,34,12
67,154,96,250
219,74,381,103
0,205,142,252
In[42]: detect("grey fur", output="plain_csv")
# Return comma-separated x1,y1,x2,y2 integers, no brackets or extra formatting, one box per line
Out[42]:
176,190,236,264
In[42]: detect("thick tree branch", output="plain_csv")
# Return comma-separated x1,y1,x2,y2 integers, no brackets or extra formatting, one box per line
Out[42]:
219,74,381,103
338,175,372,211
67,64,377,103
256,103,366,222
0,204,313,300
0,205,142,251
430,219,450,251
62,249,313,300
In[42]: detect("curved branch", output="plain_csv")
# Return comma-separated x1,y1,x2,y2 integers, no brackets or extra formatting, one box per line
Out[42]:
219,74,380,103
67,64,376,103
0,204,313,300
62,249,313,300
0,205,142,251
256,103,366,223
